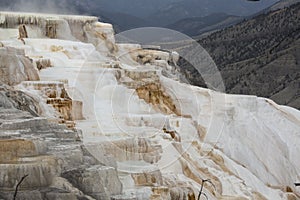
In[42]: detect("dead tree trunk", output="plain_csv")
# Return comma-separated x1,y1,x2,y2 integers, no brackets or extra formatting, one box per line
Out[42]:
13,174,29,200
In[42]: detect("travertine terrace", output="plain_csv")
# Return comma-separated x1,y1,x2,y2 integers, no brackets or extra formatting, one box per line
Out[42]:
0,12,299,200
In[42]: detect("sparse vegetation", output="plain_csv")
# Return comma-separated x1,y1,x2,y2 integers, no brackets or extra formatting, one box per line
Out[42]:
178,2,300,109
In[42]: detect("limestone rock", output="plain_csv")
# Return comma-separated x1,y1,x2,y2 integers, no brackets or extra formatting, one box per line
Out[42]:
131,169,163,187
0,139,38,163
136,83,180,115
0,11,299,200
0,82,119,199
81,144,117,168
46,19,58,39
62,165,122,199
35,58,52,70
130,49,170,65
151,187,172,200
0,84,40,116
169,187,196,200
51,177,85,196
84,21,117,54
44,192,77,200
18,24,28,39
0,12,116,55
111,195,138,200
0,117,49,131
0,47,39,86
0,155,61,190
95,138,162,164
0,190,43,200
20,81,84,126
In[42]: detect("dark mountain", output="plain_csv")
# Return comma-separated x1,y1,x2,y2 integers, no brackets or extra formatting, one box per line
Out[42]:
149,0,280,26
95,11,150,33
167,13,242,36
87,0,180,18
0,0,281,32
177,2,300,109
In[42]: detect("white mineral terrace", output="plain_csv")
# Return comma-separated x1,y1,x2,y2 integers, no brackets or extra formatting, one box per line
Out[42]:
0,11,99,25
0,12,300,199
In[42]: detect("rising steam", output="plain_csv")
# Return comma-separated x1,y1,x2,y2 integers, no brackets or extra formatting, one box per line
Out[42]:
0,0,81,15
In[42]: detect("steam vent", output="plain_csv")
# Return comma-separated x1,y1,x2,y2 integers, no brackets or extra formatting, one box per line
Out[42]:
0,11,300,200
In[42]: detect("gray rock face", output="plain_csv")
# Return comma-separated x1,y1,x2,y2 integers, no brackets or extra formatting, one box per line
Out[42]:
0,190,43,200
20,81,84,122
43,190,78,200
111,196,138,200
0,155,61,189
62,165,122,200
0,84,40,116
0,83,122,200
0,47,39,86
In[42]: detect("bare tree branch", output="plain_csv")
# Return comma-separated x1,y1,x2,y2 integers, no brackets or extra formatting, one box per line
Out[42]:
205,179,216,191
13,174,29,200
197,179,217,200
197,179,206,200
202,193,208,200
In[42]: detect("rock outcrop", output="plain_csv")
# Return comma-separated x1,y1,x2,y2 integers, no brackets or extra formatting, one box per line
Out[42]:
63,165,122,200
0,47,39,86
21,81,84,123
0,83,122,200
0,12,116,55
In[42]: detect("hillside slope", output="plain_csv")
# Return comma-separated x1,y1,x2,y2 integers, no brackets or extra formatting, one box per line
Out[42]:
178,2,300,109
269,0,300,11
167,13,242,37
150,0,280,26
